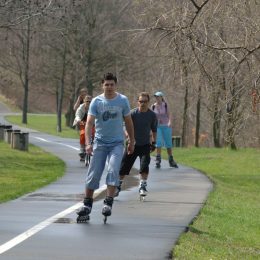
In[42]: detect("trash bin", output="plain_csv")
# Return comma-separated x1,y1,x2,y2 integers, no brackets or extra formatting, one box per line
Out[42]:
19,132,29,151
11,130,21,148
172,136,182,147
0,125,12,140
4,129,13,144
12,132,29,151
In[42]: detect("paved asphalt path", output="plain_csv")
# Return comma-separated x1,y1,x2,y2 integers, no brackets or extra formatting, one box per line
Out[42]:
0,106,212,260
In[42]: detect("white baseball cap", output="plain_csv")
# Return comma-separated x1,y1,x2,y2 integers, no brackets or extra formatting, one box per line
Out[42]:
154,91,164,97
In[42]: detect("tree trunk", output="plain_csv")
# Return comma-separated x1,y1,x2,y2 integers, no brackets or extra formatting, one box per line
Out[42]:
86,39,94,95
213,108,221,147
65,72,77,127
181,59,189,147
195,83,201,147
212,88,222,148
225,83,237,150
57,39,67,132
22,18,31,124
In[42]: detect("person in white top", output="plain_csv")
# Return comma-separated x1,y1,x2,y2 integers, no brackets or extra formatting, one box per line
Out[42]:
73,95,92,161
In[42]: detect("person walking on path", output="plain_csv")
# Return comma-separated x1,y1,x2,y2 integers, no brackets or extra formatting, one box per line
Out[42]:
76,73,135,222
73,95,92,161
115,92,157,198
152,91,178,168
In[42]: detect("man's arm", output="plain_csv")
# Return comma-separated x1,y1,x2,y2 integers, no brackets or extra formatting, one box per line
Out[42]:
73,94,84,111
150,113,158,150
73,105,84,126
124,115,135,154
151,131,157,144
85,114,95,154
149,130,157,152
167,108,172,127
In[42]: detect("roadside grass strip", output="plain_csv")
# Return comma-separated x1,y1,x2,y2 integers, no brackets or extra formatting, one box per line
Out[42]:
6,114,78,139
0,141,65,203
171,147,260,259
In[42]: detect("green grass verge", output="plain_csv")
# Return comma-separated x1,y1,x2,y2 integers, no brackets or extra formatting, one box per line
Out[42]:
0,141,65,203
169,147,260,259
5,114,78,139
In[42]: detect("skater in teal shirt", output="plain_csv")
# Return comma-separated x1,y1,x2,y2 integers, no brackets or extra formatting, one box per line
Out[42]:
152,91,178,168
76,73,135,223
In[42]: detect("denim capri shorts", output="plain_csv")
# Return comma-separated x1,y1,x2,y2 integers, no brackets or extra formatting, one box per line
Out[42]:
85,142,124,190
156,126,172,148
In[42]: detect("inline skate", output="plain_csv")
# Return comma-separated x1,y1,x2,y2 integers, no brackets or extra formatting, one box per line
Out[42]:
102,196,114,224
139,181,147,202
76,197,93,223
169,155,178,168
155,154,161,168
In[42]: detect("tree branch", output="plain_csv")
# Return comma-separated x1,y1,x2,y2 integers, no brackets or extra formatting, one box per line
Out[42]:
232,43,260,78
189,0,200,10
190,0,211,26
0,0,54,29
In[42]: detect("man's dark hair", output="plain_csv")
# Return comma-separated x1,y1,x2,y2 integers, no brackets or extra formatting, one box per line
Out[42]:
102,73,117,84
138,92,150,102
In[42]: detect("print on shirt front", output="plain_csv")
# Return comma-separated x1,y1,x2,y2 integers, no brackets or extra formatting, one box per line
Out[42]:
102,106,118,121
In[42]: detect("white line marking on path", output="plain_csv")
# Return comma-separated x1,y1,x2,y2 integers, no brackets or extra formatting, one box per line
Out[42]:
0,185,107,255
33,136,79,151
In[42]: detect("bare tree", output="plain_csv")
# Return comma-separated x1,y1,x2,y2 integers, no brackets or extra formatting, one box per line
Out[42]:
131,0,260,148
0,0,59,123
0,0,259,148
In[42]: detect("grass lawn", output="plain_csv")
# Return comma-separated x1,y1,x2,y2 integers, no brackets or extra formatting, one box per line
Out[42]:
169,147,260,259
0,141,65,203
5,114,78,139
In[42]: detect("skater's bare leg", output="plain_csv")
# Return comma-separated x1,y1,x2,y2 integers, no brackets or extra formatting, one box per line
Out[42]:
106,185,116,198
156,147,161,156
166,148,172,156
140,172,148,181
85,188,94,198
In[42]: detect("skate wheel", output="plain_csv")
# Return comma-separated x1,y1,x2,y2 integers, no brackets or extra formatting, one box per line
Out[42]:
76,215,90,223
139,195,145,202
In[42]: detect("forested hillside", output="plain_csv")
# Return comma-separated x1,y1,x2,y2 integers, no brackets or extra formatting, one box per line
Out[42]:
0,0,259,148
